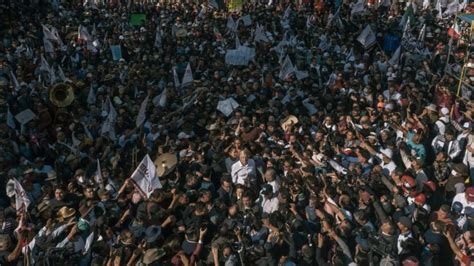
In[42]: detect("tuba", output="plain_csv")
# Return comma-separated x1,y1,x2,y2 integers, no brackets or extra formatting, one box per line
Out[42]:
49,83,75,107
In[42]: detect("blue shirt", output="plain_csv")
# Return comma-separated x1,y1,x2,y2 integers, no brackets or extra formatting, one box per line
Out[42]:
407,131,426,162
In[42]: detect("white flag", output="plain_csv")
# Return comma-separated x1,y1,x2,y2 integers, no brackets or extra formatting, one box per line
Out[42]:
173,67,181,89
279,55,295,80
241,15,252,26
94,158,103,185
444,1,459,16
57,65,71,82
435,0,443,18
422,0,429,10
227,16,237,34
351,0,365,16
418,24,426,43
209,0,219,8
7,107,16,129
388,46,401,65
181,63,193,88
43,38,54,54
78,25,91,42
254,24,269,43
87,85,96,105
357,25,376,48
101,97,117,140
136,95,149,127
217,98,240,117
295,69,309,80
152,89,167,107
40,55,51,73
83,232,94,255
10,70,20,91
42,25,57,41
130,154,161,198
6,178,30,212
154,24,162,49
235,34,241,49
50,27,64,46
283,6,291,19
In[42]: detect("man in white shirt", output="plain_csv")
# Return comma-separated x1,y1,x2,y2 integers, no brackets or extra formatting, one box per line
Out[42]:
377,148,397,176
231,150,256,186
396,216,413,254
259,184,279,214
452,187,474,214
432,128,461,162
264,168,280,195
435,107,450,136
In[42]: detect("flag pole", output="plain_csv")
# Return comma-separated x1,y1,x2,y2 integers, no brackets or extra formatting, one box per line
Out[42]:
444,13,457,74
455,18,473,97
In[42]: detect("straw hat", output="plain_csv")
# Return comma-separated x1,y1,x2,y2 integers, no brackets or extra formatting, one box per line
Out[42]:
57,206,76,221
155,153,178,177
142,248,166,264
280,115,299,130
176,28,188,38
205,123,219,131
424,104,437,112
120,230,135,246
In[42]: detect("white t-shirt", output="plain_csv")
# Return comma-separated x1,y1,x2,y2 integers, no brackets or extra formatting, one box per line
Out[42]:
452,193,474,214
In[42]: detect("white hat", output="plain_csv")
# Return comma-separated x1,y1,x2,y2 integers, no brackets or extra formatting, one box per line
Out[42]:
177,132,190,140
440,107,449,116
380,148,393,159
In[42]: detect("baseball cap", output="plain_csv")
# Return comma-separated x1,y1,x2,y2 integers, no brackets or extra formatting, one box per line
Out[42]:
452,202,464,213
414,193,426,205
465,187,474,202
401,175,416,189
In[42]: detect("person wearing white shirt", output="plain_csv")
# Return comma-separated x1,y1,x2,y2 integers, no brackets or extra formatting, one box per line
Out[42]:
264,168,280,195
396,216,413,254
463,130,474,182
231,150,256,186
376,148,396,176
383,86,401,102
259,184,279,214
435,107,450,136
452,187,474,214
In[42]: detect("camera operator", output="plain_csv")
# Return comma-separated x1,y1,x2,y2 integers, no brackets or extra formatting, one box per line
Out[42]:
366,220,399,265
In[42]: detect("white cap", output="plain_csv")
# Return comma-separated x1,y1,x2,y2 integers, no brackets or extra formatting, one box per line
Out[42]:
177,132,190,140
440,107,449,116
380,148,393,159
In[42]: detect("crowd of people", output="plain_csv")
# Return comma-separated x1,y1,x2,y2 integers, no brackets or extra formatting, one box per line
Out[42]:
0,0,474,265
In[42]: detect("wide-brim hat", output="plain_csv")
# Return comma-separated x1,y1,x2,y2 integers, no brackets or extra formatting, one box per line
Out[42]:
120,230,135,246
280,115,298,130
57,206,76,220
145,225,162,243
424,104,437,112
176,28,188,38
452,163,468,176
45,170,57,181
205,123,219,131
142,248,166,264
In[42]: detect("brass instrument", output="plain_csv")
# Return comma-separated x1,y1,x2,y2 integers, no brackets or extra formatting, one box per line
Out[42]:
49,83,75,107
